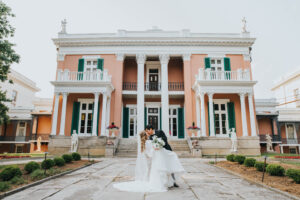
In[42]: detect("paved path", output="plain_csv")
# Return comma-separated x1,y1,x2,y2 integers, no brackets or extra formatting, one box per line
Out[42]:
4,158,292,200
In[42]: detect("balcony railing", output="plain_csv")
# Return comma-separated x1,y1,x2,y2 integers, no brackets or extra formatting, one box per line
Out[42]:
56,69,112,82
196,69,251,81
281,138,300,144
31,134,50,141
122,82,184,92
259,134,282,143
0,136,31,142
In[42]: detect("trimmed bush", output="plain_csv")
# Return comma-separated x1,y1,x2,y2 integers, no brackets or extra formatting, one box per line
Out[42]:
48,168,62,176
62,154,73,163
30,169,47,181
266,164,285,176
244,158,256,167
41,159,55,169
10,176,25,185
0,182,10,192
54,157,65,166
24,161,40,174
234,155,246,164
226,154,235,162
286,169,300,184
71,152,81,161
254,161,268,172
0,166,22,181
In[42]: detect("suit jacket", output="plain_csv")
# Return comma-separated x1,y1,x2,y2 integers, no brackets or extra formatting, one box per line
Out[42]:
149,130,172,151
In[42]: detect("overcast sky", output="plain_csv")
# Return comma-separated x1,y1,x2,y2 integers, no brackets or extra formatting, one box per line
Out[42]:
3,0,300,99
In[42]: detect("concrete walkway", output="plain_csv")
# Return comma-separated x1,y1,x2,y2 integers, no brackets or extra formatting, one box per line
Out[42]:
4,158,292,200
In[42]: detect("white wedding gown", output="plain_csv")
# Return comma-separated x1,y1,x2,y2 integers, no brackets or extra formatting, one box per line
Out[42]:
113,140,185,193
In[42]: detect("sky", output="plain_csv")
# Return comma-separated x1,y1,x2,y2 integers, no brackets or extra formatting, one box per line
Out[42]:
3,0,300,99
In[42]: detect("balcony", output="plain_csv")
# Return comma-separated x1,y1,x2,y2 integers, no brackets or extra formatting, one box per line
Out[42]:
259,134,282,143
281,138,300,144
122,82,184,92
56,69,111,82
197,69,251,81
0,136,31,142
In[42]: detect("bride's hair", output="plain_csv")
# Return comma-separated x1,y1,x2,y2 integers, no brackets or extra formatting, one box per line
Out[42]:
140,131,148,152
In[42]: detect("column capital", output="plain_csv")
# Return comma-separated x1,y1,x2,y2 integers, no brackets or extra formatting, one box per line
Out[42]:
208,92,214,98
200,91,206,97
116,53,124,61
247,92,253,97
136,54,146,65
239,92,246,97
94,92,100,97
62,92,68,97
159,54,170,65
182,54,191,61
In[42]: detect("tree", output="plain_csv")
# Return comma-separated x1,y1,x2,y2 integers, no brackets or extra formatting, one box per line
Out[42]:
0,2,20,125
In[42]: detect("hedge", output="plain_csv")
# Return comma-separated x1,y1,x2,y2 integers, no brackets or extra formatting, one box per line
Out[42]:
0,166,22,181
41,159,55,169
226,154,235,162
244,158,256,167
24,161,40,174
53,157,65,166
254,161,268,172
266,164,285,176
286,168,300,184
62,154,73,163
71,152,81,161
234,155,246,164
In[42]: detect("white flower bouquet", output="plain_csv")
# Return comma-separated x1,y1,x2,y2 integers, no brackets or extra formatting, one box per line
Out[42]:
152,135,165,150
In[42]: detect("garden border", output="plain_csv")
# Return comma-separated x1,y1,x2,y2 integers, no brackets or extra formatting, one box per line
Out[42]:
212,163,300,200
0,161,97,199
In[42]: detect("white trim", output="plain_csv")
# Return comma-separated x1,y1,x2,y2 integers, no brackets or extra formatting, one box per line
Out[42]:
213,99,230,103
82,55,101,59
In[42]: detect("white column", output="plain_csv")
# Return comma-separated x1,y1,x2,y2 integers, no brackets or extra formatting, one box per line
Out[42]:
159,54,170,136
200,92,206,137
208,93,215,136
51,93,60,135
92,92,100,136
59,92,68,135
100,93,107,136
195,93,200,137
105,96,111,135
240,93,248,136
248,93,257,136
136,54,146,134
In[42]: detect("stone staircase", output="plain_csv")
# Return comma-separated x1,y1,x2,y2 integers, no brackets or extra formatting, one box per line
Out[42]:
115,138,137,157
169,139,192,158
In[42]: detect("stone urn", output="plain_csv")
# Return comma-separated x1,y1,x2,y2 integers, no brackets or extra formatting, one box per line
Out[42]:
187,122,200,137
107,122,119,138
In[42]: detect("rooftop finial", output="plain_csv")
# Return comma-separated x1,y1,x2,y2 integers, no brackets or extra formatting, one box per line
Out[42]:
60,19,67,34
241,17,248,33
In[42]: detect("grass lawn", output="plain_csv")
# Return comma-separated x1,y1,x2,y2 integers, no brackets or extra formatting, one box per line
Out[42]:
261,152,300,157
0,153,45,158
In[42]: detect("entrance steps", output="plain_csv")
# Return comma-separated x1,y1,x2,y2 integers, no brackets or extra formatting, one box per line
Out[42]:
115,138,137,157
115,138,192,158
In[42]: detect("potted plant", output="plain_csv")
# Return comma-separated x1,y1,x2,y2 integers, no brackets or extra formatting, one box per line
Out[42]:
187,122,200,137
107,122,119,137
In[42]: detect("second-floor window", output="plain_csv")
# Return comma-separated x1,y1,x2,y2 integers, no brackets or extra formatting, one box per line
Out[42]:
286,123,296,139
85,60,98,72
210,59,223,72
16,122,26,137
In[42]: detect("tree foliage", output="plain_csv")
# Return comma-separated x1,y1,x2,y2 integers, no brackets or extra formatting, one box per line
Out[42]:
0,2,20,124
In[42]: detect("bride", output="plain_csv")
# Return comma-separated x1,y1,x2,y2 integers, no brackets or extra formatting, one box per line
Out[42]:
113,131,185,192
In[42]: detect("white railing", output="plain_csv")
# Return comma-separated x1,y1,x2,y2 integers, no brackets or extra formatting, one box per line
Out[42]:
56,69,112,82
196,68,251,81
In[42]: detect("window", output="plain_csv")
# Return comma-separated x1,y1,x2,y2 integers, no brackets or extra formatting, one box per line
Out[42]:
16,146,23,153
214,102,228,135
289,147,297,154
169,108,177,137
210,59,223,71
16,122,26,136
85,60,97,72
286,124,296,139
128,107,137,137
79,101,94,135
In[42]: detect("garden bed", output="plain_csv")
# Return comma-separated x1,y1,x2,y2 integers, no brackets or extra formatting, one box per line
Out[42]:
274,156,300,159
215,161,300,198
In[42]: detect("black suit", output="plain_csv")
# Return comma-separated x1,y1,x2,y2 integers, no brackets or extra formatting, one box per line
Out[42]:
149,130,172,151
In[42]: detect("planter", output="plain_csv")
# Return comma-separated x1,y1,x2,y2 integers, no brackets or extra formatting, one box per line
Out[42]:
108,128,119,137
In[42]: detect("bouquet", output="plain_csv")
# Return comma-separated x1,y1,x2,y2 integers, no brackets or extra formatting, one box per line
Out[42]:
152,135,165,150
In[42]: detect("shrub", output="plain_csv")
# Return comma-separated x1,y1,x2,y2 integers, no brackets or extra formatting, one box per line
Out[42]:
254,161,268,172
286,169,300,184
244,158,256,167
62,154,73,163
24,161,40,174
30,169,47,180
41,159,55,169
0,182,10,192
47,168,62,176
0,166,22,181
71,152,81,161
226,154,235,162
266,164,285,176
53,157,65,166
234,155,246,164
10,177,25,185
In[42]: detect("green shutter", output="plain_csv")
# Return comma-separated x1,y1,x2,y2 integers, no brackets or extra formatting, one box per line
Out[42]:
97,59,104,71
71,102,80,135
144,107,147,129
207,102,210,136
224,57,231,80
178,108,185,139
227,102,236,130
96,102,100,136
205,57,211,69
122,107,129,138
78,58,84,80
160,108,162,130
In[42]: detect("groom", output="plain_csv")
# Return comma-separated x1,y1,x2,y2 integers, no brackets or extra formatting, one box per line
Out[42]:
145,124,179,188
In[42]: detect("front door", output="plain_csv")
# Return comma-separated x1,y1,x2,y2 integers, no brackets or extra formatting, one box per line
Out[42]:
149,74,159,91
148,116,158,130
129,107,137,138
79,102,93,135
169,108,178,138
